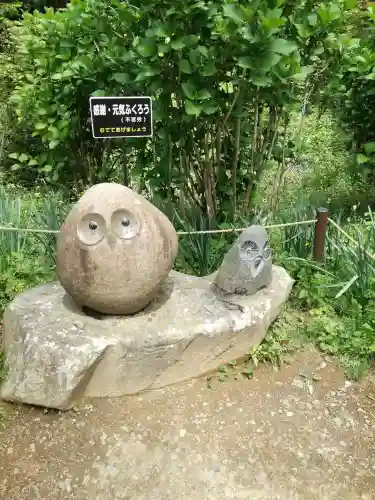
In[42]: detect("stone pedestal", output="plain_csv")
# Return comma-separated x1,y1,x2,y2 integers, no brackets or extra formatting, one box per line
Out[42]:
1,267,293,410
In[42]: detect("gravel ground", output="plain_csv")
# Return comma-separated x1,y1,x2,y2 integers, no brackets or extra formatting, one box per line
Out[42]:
0,346,374,500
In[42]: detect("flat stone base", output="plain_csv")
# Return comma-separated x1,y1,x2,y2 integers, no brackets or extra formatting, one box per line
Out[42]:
1,267,293,410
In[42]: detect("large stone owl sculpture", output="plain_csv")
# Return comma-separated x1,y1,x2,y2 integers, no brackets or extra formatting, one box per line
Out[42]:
215,225,272,295
56,183,178,315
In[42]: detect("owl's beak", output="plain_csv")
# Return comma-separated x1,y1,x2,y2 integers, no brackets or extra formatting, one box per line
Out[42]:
106,232,117,250
250,257,264,278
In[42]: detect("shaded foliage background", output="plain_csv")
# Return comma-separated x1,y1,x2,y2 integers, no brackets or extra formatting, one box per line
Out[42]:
3,0,356,225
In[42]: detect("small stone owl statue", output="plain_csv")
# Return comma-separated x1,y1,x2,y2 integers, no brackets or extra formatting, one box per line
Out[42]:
215,225,272,295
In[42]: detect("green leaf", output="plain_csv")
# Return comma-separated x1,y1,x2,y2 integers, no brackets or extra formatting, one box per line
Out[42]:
60,40,74,49
35,122,47,130
357,153,369,164
179,59,192,74
171,38,186,50
258,52,282,72
185,99,201,116
181,81,196,100
11,164,20,171
113,73,130,83
313,46,324,56
369,344,375,352
345,0,357,8
334,275,358,299
364,142,375,155
196,88,211,100
295,23,312,38
250,75,271,86
329,3,341,18
182,35,200,47
135,67,160,81
28,159,38,166
154,25,169,38
242,26,255,42
223,4,245,23
202,101,218,115
237,56,253,69
242,362,253,378
270,39,298,55
136,38,157,57
42,164,53,173
308,13,317,26
91,89,106,97
73,56,92,71
49,140,60,149
48,126,60,139
8,152,19,160
261,9,285,31
61,69,74,78
191,0,205,9
19,153,28,163
200,63,217,76
197,45,208,57
188,49,200,66
317,4,341,23
293,66,314,81
158,43,170,55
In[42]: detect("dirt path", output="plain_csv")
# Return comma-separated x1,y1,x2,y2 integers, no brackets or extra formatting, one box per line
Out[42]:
0,346,374,500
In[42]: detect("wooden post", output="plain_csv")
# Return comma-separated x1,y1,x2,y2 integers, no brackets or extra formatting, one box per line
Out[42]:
313,207,329,261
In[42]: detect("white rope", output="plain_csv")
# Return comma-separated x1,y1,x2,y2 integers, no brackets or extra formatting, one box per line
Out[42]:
0,219,317,237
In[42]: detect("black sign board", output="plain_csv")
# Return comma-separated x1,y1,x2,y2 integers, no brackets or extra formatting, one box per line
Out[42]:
89,96,153,139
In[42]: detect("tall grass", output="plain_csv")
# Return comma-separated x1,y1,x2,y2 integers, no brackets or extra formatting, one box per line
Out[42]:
270,202,375,378
0,186,68,266
0,187,66,314
0,185,32,270
31,196,69,264
326,224,375,304
275,202,375,302
172,202,236,276
277,203,315,258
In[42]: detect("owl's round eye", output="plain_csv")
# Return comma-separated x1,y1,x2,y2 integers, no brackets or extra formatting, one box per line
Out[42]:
263,242,272,259
240,240,259,260
77,213,106,246
111,209,141,240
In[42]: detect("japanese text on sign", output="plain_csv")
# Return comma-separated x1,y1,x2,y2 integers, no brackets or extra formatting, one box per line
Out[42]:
89,96,153,139
92,103,150,117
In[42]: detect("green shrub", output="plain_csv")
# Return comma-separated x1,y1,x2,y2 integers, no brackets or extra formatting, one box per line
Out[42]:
334,5,375,151
259,110,355,215
326,4,375,202
5,0,355,219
